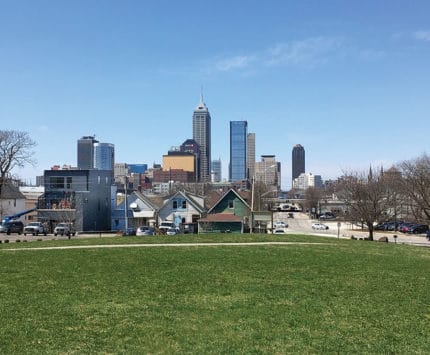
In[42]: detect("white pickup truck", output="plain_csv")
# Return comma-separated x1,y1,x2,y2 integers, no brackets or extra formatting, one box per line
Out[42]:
54,223,76,237
24,222,48,236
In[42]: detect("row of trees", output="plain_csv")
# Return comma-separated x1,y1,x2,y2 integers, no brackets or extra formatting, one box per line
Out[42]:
304,155,430,240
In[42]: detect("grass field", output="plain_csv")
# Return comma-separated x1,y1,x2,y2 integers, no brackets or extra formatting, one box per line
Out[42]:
0,234,429,353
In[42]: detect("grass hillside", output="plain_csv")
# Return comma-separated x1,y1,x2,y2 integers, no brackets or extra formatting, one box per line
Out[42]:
0,234,429,353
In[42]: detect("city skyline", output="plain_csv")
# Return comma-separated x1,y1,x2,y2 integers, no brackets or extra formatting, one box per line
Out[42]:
1,1,429,189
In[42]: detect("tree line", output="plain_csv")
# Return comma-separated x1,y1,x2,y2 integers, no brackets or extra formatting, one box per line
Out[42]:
304,155,430,240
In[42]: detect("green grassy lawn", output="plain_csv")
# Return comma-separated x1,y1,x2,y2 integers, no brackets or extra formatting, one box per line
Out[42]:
0,234,429,353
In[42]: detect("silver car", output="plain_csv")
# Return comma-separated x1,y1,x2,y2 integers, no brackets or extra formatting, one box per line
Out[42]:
136,226,155,236
312,223,329,230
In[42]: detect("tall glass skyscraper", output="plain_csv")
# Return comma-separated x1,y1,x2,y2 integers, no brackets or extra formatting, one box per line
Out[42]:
192,95,211,182
292,144,305,185
229,121,248,181
94,143,115,171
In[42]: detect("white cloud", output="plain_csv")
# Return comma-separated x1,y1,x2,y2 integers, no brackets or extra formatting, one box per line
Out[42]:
265,36,344,67
414,30,430,42
206,36,350,73
214,55,255,72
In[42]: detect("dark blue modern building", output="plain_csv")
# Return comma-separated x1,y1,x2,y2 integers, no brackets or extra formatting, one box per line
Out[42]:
229,121,248,181
128,164,148,174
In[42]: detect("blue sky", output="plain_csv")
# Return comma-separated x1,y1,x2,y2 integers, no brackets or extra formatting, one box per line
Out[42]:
1,0,429,189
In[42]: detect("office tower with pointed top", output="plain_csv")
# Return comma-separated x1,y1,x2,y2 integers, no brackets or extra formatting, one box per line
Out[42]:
192,95,211,182
292,144,305,186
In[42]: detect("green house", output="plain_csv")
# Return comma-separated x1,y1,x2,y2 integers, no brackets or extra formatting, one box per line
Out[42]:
198,189,251,233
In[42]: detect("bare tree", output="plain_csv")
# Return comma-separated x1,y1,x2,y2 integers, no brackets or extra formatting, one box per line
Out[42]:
338,167,394,240
0,130,36,195
304,187,322,218
396,154,430,223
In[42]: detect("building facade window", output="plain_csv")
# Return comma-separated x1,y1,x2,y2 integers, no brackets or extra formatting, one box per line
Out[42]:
49,177,65,189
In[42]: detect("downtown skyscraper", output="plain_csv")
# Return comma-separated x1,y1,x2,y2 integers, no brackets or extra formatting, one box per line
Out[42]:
94,142,115,171
192,95,211,182
229,121,248,181
77,136,98,169
292,144,305,185
77,136,115,172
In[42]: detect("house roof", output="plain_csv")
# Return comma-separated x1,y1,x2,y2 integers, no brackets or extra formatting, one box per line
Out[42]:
133,190,159,211
160,190,206,213
198,213,243,223
1,183,25,200
208,188,251,214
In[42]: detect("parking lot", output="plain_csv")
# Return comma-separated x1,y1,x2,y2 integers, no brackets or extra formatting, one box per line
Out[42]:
271,212,430,246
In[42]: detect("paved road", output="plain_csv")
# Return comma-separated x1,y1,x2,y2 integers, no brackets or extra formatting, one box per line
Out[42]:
273,212,430,246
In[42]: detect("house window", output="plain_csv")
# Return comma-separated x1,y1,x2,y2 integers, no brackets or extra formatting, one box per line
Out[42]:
66,177,72,189
182,200,187,209
173,200,178,209
228,200,234,208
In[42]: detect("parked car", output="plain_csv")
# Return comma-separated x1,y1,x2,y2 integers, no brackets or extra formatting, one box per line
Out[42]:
406,224,429,234
273,228,287,234
0,220,24,235
319,212,335,220
159,221,176,232
54,223,76,237
166,228,178,236
312,223,329,230
24,222,48,236
375,222,390,231
136,226,155,236
124,227,136,236
273,221,288,229
399,222,415,233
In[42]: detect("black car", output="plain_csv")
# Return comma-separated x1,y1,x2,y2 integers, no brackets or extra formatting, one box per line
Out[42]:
319,212,335,220
407,224,429,234
0,220,24,235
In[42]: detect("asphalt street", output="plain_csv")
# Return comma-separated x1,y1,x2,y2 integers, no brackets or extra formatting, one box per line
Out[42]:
273,212,430,246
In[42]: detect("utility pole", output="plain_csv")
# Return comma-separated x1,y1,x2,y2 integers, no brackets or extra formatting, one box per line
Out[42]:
124,176,128,234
